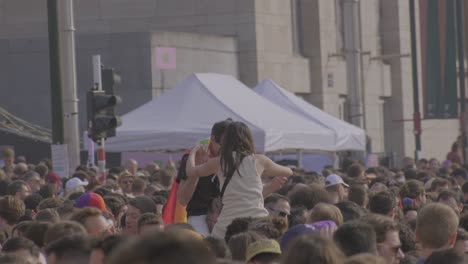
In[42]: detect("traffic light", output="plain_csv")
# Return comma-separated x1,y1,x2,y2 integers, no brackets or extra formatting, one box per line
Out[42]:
87,68,122,142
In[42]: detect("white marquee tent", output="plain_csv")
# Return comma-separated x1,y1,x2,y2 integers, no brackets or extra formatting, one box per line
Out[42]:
254,79,366,151
106,73,337,152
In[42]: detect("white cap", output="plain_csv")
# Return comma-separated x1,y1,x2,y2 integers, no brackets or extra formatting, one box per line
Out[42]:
65,177,89,193
325,174,349,188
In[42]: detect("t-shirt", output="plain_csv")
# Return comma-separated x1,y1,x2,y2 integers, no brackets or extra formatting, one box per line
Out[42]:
176,154,219,217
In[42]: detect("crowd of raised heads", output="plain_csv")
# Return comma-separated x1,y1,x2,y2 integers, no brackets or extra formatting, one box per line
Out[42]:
0,121,467,264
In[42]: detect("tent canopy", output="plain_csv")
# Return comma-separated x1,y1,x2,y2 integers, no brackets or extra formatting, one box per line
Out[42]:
106,73,336,152
254,80,366,151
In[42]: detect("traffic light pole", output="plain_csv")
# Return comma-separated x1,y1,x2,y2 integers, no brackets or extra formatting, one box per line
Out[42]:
92,55,107,181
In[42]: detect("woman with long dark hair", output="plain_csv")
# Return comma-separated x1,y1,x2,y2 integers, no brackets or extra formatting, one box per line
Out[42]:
186,121,293,238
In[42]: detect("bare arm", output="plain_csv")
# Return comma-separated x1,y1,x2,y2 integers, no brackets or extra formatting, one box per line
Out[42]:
186,146,220,178
262,176,288,198
257,154,293,178
177,176,199,206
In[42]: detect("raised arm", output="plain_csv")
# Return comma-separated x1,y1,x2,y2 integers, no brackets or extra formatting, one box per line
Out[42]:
186,145,220,178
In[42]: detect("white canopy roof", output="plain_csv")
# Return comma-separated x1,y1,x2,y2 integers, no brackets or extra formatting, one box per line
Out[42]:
106,73,336,152
254,79,366,151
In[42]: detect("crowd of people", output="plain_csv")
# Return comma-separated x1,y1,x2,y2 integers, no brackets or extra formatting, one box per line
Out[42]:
0,119,467,264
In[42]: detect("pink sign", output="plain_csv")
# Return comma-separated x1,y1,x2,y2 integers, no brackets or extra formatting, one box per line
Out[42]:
155,47,176,69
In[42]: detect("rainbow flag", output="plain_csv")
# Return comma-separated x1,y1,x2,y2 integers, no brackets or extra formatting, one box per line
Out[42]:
162,180,187,224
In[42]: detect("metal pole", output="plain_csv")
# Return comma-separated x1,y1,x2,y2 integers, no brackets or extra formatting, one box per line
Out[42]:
456,0,467,163
343,0,363,129
409,0,422,161
47,0,64,144
59,0,80,171
92,55,107,180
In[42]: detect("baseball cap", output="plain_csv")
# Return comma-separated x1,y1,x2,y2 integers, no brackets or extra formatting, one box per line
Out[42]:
47,172,62,185
325,174,349,188
75,192,107,212
246,239,281,261
65,177,88,193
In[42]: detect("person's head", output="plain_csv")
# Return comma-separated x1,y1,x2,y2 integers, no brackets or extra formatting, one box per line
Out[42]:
126,196,156,235
281,233,345,264
2,147,15,167
124,159,138,175
204,236,230,259
131,178,147,196
249,217,288,240
103,196,127,227
344,253,387,264
334,220,377,257
369,191,397,219
227,231,265,261
118,174,134,194
399,180,426,205
348,184,368,207
325,174,349,202
23,171,41,193
70,208,112,237
430,178,450,194
34,208,60,223
209,118,233,157
425,248,467,264
0,196,25,230
362,214,404,264
107,230,217,264
308,202,343,226
264,194,290,220
74,193,108,213
452,168,468,187
399,223,416,253
288,184,330,210
45,235,91,264
44,221,87,245
2,237,40,264
245,239,281,264
437,190,463,216
429,158,440,171
220,121,255,178
90,235,127,264
37,197,63,211
7,181,30,201
335,201,365,222
416,203,459,250
224,217,255,243
137,213,164,234
64,177,88,195
23,221,51,248
347,163,366,182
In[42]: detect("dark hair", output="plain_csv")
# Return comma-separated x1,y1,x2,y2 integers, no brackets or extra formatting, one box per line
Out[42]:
400,180,425,199
211,118,233,144
437,190,461,204
219,122,255,179
35,208,60,223
0,254,32,264
335,201,365,222
131,178,147,194
425,248,467,264
24,193,43,211
399,223,416,253
462,182,468,194
107,231,217,264
45,235,91,263
2,237,40,257
24,221,51,248
264,193,289,205
137,213,163,232
7,180,28,196
104,196,126,218
24,171,40,182
347,164,365,178
348,185,367,207
94,187,113,198
334,220,377,256
288,184,330,210
38,185,55,199
92,235,127,259
227,231,265,261
129,196,156,214
224,217,255,243
34,164,49,178
44,221,87,245
368,191,396,216
281,233,345,264
204,236,230,259
38,197,64,210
